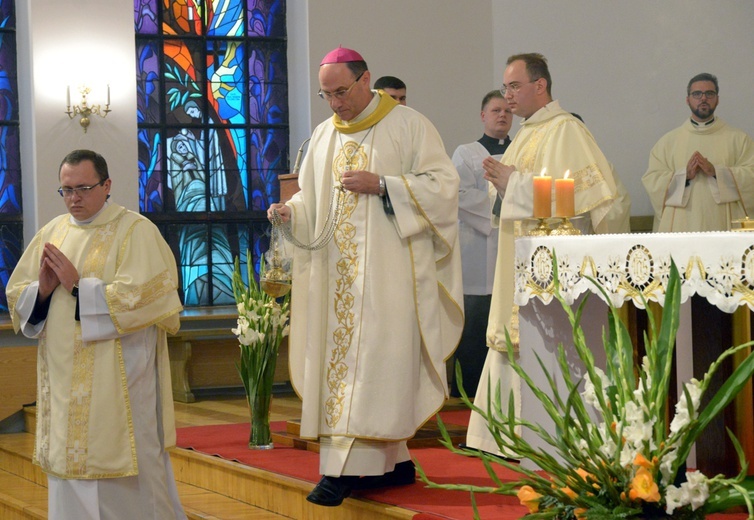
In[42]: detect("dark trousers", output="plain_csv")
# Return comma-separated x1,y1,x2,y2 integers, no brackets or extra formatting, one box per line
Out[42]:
450,294,492,398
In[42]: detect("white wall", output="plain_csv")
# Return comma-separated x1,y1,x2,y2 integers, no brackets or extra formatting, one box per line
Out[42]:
18,0,138,243
301,0,494,156
17,0,754,236
493,1,754,216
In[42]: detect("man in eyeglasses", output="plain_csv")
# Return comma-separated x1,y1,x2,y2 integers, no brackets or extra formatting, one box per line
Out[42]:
465,52,629,458
6,149,187,519
642,72,754,232
267,46,463,507
643,77,754,477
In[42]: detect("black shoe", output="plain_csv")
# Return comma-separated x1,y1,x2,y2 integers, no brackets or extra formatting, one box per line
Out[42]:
306,475,356,507
353,460,416,490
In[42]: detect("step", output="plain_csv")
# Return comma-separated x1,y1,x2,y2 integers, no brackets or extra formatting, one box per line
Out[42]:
0,433,293,520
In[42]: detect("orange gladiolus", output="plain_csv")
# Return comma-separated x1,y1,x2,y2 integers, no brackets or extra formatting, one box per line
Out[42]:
633,453,654,470
561,486,578,500
517,485,542,513
628,467,660,503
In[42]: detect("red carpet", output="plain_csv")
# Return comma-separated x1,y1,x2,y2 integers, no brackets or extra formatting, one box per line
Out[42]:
176,413,749,520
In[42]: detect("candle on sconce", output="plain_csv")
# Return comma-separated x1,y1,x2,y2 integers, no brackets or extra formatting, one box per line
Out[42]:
532,168,552,218
66,85,70,108
555,170,575,217
106,84,110,106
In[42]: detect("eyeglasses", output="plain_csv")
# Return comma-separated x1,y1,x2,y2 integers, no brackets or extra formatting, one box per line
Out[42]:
318,72,364,101
689,90,718,100
58,179,107,198
500,80,536,96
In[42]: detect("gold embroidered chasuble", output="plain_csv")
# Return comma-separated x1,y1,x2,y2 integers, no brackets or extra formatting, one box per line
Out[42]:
642,117,754,232
7,204,182,479
487,100,627,352
287,92,464,442
466,101,629,456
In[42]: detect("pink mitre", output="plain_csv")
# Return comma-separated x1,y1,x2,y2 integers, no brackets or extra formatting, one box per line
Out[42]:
320,45,364,65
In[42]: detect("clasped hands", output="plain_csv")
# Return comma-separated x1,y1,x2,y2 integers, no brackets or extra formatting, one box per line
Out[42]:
38,243,79,301
686,151,716,181
483,156,515,194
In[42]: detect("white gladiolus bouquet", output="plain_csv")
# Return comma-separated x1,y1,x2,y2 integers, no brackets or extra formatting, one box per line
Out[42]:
232,252,290,448
421,258,754,519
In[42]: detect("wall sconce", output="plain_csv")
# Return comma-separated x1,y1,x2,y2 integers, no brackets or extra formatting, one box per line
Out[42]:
65,85,111,133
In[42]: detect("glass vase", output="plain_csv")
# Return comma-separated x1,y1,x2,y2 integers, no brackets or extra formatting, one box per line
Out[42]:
248,389,273,450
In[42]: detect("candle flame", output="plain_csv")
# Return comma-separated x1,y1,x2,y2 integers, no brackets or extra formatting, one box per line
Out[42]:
539,167,547,177
563,169,570,180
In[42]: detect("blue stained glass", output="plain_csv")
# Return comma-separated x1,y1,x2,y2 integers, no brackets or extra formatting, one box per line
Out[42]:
237,222,271,287
247,43,288,125
0,221,21,311
211,224,237,305
249,127,286,211
0,0,15,29
136,42,161,124
207,40,246,125
247,0,286,38
0,0,18,313
176,224,209,306
135,0,286,307
0,34,18,122
138,128,163,213
0,125,21,214
207,0,244,37
134,0,158,34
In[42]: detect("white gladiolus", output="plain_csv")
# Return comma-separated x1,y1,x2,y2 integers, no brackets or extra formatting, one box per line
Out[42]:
670,378,703,434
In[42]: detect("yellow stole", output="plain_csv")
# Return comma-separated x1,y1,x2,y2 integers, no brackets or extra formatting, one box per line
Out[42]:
331,91,399,134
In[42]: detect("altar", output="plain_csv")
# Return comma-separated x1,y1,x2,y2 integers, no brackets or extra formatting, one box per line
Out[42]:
513,231,754,473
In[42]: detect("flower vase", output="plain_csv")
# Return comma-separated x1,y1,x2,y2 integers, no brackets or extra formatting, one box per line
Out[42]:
248,387,273,450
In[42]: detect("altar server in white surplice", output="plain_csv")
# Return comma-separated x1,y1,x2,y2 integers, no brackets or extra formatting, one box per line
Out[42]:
267,47,463,507
642,72,754,232
6,150,186,519
450,90,511,398
465,53,630,456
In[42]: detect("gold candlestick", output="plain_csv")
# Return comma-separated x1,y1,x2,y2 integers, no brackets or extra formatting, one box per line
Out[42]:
528,217,552,236
550,217,581,236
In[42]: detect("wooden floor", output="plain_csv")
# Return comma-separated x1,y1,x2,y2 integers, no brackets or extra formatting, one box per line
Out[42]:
0,392,312,520
174,390,303,429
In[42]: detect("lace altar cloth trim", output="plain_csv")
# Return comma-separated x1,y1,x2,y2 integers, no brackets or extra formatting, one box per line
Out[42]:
514,232,754,312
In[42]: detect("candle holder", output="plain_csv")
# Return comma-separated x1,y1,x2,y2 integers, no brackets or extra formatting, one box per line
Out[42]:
732,217,754,232
528,217,552,236
550,217,581,236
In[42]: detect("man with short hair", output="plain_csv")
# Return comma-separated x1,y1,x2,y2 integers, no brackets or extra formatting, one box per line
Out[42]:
642,72,754,232
374,75,407,105
451,90,512,398
466,53,629,456
268,47,463,507
642,73,754,477
7,150,186,519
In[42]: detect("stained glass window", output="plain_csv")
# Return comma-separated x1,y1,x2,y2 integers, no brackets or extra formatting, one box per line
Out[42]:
135,0,288,306
0,0,22,312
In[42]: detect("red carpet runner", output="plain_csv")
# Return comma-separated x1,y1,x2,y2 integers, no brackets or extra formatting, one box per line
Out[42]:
176,412,749,520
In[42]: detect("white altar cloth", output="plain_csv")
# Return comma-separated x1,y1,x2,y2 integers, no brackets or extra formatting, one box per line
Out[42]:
512,231,754,470
514,231,754,313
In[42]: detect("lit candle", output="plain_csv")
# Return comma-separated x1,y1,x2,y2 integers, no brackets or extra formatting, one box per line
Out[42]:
106,84,110,106
532,168,552,218
66,85,70,107
555,170,575,217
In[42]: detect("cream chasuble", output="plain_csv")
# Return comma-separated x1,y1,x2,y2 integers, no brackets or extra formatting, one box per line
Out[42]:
642,117,754,232
7,204,182,479
467,101,629,455
286,92,464,446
